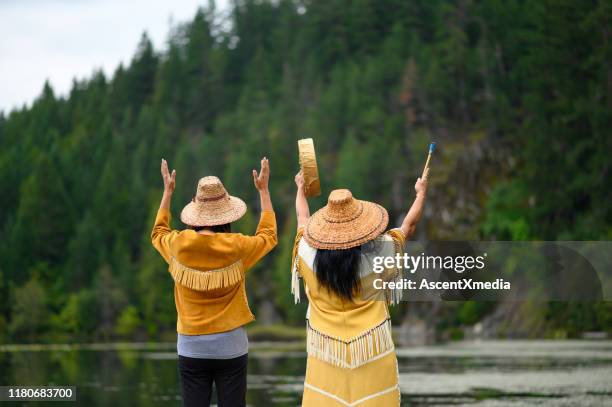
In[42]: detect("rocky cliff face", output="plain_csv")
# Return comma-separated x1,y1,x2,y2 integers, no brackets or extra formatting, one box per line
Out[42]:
395,132,520,344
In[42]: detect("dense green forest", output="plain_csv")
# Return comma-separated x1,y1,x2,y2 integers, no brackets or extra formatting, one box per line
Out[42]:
0,0,610,344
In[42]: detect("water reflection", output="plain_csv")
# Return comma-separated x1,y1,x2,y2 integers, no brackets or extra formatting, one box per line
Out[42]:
1,341,611,406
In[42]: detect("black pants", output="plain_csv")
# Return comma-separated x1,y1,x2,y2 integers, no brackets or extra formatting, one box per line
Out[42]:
178,354,247,407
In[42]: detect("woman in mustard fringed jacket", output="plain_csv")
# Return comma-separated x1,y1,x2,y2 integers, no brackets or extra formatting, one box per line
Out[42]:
151,158,277,407
291,168,429,406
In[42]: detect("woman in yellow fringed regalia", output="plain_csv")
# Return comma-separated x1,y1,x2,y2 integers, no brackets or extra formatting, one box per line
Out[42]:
151,158,277,407
291,168,428,406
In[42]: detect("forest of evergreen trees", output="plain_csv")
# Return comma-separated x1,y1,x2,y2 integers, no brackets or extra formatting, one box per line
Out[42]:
0,0,610,343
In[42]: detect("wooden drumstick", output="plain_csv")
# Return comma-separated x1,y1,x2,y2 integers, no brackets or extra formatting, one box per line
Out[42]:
422,142,436,178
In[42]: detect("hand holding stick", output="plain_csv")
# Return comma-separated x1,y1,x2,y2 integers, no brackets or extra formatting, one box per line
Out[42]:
422,142,436,178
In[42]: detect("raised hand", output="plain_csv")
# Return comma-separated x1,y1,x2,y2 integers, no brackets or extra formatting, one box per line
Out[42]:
161,158,176,194
252,157,270,191
415,167,429,196
295,169,310,228
401,167,429,238
295,170,305,192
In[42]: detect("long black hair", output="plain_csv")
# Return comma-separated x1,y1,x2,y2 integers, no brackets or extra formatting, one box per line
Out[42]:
189,223,232,233
314,246,362,301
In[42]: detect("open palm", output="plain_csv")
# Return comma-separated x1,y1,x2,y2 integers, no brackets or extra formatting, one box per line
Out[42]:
161,159,176,193
252,157,270,191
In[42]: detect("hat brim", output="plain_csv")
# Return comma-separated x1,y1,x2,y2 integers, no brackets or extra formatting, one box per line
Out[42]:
304,200,389,249
180,195,247,227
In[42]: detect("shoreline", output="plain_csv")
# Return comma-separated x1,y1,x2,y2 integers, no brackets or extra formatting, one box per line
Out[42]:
1,338,610,353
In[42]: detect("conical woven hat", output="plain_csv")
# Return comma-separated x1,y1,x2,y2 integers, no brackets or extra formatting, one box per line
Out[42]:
304,189,388,250
180,176,247,227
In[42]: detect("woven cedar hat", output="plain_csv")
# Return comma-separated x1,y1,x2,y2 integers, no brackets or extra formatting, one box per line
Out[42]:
304,189,388,250
297,138,321,197
180,176,247,227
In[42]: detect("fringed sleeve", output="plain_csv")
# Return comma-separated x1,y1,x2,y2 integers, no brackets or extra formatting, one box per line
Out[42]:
384,228,407,305
291,227,305,304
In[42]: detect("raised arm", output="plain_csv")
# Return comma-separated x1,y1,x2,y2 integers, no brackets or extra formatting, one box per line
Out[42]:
158,158,175,211
242,157,277,270
294,170,310,229
252,157,273,212
400,167,429,239
151,159,179,262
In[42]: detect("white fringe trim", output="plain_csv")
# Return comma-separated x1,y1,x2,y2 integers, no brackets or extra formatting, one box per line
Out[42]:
306,319,395,369
387,235,404,306
386,271,404,306
291,257,301,304
169,257,244,291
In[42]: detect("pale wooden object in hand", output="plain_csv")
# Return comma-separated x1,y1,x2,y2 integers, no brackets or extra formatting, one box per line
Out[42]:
422,142,435,178
298,138,321,197
422,153,432,178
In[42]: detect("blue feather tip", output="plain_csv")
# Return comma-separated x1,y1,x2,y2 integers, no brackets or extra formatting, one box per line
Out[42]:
429,142,436,153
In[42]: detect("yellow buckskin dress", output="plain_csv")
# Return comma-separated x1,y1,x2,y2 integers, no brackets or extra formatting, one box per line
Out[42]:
291,227,405,407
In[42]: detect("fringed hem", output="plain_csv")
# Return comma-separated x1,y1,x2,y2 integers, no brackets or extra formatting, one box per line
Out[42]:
169,257,244,291
306,319,394,369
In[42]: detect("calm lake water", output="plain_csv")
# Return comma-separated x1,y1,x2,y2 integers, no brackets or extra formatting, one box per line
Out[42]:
1,340,611,406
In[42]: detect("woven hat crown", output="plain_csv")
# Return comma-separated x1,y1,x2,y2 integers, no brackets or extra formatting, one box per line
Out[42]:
195,176,228,202
181,175,246,227
323,189,362,223
304,188,389,250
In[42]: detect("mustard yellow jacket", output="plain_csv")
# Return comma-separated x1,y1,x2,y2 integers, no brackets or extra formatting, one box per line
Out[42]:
291,227,405,406
151,208,277,335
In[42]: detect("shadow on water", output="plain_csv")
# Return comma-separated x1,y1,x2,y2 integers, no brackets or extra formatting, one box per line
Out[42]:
1,341,612,406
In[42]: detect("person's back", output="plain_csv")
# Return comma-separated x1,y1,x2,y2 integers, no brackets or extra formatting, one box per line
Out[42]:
152,202,277,335
291,171,428,406
151,158,277,407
